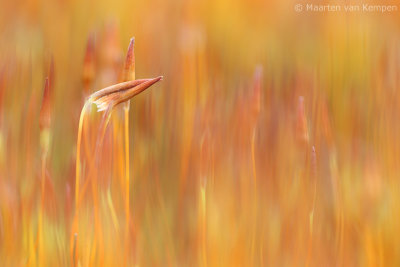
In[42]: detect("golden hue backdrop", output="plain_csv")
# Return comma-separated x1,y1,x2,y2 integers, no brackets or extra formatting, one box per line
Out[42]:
0,0,399,266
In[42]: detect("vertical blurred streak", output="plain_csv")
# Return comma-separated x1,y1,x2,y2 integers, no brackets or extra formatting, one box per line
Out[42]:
153,166,175,266
81,34,97,183
38,74,53,267
106,189,119,232
23,56,37,190
331,153,344,266
176,22,206,260
296,96,309,149
306,145,317,267
98,21,122,87
293,95,311,265
23,54,36,267
250,66,261,266
0,65,4,258
48,56,55,95
83,33,96,97
73,233,78,267
198,116,212,266
321,98,345,265
0,65,5,170
200,184,207,267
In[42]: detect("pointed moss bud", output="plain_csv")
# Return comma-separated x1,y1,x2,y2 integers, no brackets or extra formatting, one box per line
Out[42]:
123,37,135,82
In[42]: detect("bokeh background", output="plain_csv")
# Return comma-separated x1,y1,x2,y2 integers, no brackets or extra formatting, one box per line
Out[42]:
1,0,400,266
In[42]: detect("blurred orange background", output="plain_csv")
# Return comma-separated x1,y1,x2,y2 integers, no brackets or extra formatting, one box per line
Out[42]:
1,0,400,266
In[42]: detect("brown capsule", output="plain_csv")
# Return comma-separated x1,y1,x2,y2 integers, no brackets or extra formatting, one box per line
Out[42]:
90,76,163,112
90,79,150,102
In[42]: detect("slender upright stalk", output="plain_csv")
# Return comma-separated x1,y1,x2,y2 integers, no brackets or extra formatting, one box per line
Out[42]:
72,37,161,264
122,38,135,263
124,104,130,228
90,105,113,265
75,102,89,210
